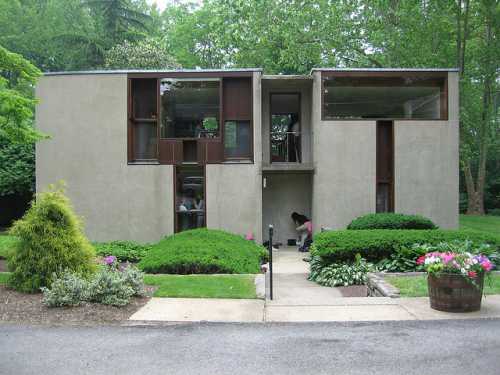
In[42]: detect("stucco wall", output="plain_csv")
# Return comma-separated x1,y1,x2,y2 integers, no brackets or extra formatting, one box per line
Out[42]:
36,74,174,242
206,164,262,241
262,173,312,244
394,72,459,228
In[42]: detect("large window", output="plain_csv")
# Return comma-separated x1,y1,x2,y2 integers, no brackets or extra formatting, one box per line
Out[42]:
322,75,447,120
224,121,251,158
160,79,220,139
175,166,205,232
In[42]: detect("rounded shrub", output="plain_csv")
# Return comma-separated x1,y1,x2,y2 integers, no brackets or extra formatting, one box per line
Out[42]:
347,213,437,230
7,184,96,292
138,228,267,274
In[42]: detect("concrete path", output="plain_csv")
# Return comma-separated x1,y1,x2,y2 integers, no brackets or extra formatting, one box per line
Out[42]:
129,247,500,322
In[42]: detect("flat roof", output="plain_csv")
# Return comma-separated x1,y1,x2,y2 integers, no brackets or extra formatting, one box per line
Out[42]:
311,67,459,73
44,67,459,77
44,68,263,76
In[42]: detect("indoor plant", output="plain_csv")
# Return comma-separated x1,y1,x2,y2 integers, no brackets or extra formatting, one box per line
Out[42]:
417,248,493,312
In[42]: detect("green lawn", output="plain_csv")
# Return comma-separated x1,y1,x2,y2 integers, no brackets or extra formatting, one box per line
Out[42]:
0,234,17,258
388,274,500,297
143,274,258,299
460,214,500,236
0,272,10,284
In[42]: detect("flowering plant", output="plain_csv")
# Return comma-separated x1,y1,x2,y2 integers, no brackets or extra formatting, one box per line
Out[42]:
103,255,117,267
417,251,493,280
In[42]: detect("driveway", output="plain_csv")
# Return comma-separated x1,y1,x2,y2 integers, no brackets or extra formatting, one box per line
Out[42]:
1,320,499,375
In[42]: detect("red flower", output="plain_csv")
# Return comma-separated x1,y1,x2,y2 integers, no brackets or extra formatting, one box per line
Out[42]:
416,256,426,265
468,271,477,278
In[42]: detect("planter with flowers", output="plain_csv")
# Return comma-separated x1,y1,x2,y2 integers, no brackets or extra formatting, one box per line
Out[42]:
417,249,494,312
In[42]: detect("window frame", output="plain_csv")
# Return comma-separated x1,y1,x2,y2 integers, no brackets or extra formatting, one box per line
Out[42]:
127,72,254,164
321,71,448,122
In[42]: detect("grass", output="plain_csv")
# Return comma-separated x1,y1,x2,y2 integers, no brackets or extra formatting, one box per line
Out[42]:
0,272,11,284
460,214,500,236
388,274,500,297
143,274,258,299
0,234,17,258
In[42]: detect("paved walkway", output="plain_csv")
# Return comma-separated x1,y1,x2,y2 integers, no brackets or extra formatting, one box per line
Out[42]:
129,247,500,323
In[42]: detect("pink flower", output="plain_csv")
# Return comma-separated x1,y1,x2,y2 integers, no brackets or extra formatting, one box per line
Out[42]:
416,256,426,265
441,252,455,264
481,260,493,272
468,271,477,278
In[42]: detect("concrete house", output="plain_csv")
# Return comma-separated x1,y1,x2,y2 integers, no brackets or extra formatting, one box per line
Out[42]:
36,68,459,244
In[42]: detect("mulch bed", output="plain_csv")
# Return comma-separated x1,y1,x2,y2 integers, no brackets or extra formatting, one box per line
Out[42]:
0,285,154,326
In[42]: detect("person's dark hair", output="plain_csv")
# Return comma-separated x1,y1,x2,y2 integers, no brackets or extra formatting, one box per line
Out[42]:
291,212,309,225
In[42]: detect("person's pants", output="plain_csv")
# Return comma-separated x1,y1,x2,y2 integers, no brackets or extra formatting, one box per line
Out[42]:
296,224,309,246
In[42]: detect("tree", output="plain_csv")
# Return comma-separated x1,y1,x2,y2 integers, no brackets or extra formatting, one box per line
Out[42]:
0,137,34,196
0,45,44,144
104,38,180,69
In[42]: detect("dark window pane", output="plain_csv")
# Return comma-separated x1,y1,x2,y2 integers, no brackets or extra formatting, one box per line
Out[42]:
224,121,251,158
376,183,390,213
133,121,157,160
176,166,205,232
323,76,445,120
160,79,220,138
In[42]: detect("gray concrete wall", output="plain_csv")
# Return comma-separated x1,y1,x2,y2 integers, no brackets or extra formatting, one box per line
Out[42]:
311,72,377,231
262,173,312,244
36,74,174,242
206,164,262,241
394,72,459,228
261,80,312,164
310,71,459,230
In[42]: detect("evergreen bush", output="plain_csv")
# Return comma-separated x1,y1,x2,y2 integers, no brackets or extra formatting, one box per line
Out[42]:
7,184,96,292
347,213,437,230
139,228,267,274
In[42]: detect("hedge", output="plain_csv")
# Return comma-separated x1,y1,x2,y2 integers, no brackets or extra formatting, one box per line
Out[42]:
138,228,267,274
347,213,437,230
94,241,152,263
312,229,500,263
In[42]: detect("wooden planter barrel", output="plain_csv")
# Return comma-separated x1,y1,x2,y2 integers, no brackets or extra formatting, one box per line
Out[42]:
427,273,484,312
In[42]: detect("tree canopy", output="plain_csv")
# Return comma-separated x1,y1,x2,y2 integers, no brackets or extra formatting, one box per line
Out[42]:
0,0,498,212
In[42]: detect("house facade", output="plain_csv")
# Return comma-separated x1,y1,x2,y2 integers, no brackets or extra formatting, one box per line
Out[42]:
36,68,459,244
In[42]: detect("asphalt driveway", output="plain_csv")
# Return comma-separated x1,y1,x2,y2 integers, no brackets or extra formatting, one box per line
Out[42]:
1,319,499,375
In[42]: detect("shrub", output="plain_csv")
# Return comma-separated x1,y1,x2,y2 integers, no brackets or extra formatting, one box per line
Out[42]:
88,267,136,306
312,229,500,264
308,254,373,287
139,228,267,274
347,213,437,230
41,264,145,308
94,241,152,263
41,271,90,307
7,184,96,292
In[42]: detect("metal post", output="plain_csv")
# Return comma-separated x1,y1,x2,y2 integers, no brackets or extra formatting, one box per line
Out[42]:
268,224,274,300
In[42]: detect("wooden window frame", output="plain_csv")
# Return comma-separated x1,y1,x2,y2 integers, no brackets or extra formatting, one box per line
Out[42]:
128,72,254,165
376,120,394,213
321,71,448,122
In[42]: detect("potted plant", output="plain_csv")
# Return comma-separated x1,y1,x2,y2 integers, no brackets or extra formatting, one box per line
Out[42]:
417,249,493,312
